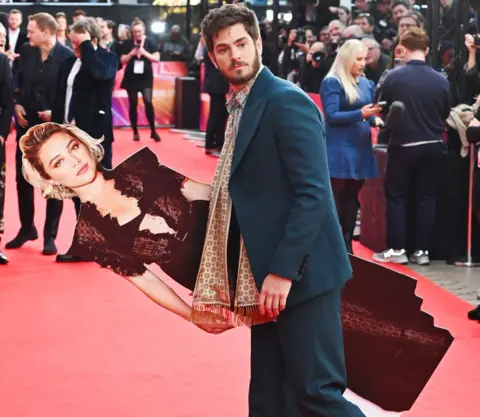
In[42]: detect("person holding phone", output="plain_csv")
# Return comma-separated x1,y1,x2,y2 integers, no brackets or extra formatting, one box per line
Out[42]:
320,39,383,254
120,19,161,142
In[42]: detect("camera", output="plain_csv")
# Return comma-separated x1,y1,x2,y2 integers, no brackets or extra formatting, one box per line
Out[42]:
296,28,306,44
474,34,480,46
312,51,325,63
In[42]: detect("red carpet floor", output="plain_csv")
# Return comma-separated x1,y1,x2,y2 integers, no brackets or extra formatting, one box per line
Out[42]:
0,128,479,417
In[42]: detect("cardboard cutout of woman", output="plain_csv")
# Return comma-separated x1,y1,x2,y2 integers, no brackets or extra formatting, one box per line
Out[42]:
19,122,228,334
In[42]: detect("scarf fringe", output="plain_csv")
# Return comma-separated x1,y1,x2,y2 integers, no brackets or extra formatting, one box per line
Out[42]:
191,303,276,328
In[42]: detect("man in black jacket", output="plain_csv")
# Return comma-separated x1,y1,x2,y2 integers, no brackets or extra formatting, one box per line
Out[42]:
202,43,229,156
51,17,119,263
6,13,74,256
0,25,15,265
373,27,451,266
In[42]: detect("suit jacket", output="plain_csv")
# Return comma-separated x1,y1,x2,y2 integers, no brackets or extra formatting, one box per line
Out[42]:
229,67,352,307
8,31,28,77
0,53,14,139
16,41,74,113
52,41,119,143
202,47,229,95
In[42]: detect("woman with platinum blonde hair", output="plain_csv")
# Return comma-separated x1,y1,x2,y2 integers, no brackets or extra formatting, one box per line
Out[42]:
19,122,232,334
320,39,383,254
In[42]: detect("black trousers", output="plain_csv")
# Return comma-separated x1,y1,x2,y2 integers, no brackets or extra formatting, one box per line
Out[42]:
205,93,228,150
385,142,444,251
0,140,5,236
249,287,365,417
330,178,364,238
69,140,113,219
15,116,63,241
126,87,155,133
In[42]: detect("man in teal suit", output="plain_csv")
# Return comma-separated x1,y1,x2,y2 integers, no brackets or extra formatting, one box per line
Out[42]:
200,4,365,416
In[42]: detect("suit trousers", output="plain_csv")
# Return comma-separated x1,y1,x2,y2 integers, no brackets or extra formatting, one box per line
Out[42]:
205,93,228,150
15,117,62,241
249,286,365,417
385,142,444,251
0,140,5,236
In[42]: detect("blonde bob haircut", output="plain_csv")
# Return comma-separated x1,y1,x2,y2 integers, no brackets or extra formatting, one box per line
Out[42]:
325,39,367,104
19,123,105,200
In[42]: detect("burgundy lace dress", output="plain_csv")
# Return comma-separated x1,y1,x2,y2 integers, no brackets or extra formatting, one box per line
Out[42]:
66,147,209,291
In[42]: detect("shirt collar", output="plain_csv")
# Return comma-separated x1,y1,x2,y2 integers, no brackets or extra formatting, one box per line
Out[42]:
226,64,264,114
406,59,427,66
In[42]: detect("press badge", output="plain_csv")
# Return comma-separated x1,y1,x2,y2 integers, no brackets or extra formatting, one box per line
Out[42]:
134,60,144,74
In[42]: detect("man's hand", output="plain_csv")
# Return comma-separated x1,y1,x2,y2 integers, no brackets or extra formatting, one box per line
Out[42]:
465,34,476,54
70,31,91,49
258,274,293,318
15,104,28,128
0,136,4,146
6,49,19,62
37,110,51,122
374,117,384,128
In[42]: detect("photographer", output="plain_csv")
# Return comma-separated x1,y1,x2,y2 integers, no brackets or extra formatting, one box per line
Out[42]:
279,28,305,81
299,42,333,93
119,19,161,142
464,33,480,104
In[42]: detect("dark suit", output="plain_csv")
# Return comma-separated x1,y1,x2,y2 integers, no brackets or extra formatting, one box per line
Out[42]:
7,30,28,80
52,40,118,217
13,41,74,243
229,67,364,416
0,53,15,244
203,48,229,151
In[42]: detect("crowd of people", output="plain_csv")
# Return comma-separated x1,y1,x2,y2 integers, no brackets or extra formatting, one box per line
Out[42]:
194,1,480,321
0,8,194,265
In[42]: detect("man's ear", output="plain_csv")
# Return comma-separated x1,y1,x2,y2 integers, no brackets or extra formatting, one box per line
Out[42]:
208,51,218,69
255,36,263,57
425,47,430,56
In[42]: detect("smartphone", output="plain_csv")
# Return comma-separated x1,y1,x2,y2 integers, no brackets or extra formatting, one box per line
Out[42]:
377,101,387,106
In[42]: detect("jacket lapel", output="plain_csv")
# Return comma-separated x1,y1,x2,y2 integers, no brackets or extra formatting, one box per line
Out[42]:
230,67,273,175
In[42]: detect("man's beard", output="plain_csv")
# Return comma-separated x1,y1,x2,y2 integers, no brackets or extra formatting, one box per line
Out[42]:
219,48,261,86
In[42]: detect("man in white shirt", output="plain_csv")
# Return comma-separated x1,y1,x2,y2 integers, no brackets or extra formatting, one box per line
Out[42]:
51,17,119,263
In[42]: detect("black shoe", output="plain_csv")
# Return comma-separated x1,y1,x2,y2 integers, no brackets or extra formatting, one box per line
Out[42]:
5,229,38,249
467,305,480,321
42,239,57,255
56,254,85,263
133,133,140,141
151,131,161,142
0,251,8,264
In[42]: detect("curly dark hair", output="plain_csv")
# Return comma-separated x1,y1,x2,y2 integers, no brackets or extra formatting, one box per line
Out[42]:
201,3,260,53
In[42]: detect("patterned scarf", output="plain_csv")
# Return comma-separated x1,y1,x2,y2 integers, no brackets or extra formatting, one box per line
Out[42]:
191,73,274,328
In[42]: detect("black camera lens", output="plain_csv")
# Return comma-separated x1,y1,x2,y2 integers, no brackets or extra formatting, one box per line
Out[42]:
312,51,325,62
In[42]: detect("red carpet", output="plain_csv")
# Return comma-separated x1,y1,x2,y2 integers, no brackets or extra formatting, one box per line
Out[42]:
0,128,479,417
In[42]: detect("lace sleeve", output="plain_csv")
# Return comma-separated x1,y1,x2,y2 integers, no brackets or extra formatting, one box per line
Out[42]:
111,148,185,199
67,219,147,278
